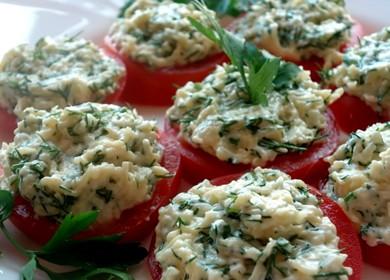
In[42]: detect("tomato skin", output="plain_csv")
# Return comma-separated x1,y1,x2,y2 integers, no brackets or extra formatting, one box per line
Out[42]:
9,132,182,245
104,36,229,106
0,108,17,143
165,110,340,187
147,173,363,280
360,239,390,271
329,93,380,134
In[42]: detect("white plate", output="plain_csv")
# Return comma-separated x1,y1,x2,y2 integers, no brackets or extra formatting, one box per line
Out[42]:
0,0,389,279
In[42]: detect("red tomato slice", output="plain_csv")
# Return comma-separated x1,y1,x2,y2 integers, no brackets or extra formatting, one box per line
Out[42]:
9,132,182,245
147,173,363,280
164,109,340,186
329,93,380,134
360,239,390,271
103,36,229,106
0,108,17,143
295,22,364,82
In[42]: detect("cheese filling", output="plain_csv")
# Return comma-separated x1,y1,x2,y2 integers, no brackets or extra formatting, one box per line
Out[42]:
0,103,169,222
0,37,125,118
325,122,390,246
167,63,341,166
155,168,351,280
107,0,219,69
233,0,353,62
329,27,390,115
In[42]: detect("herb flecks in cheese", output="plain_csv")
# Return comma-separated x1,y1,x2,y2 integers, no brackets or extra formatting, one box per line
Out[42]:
167,64,341,166
329,27,390,115
155,168,351,280
233,0,353,62
325,122,390,246
108,0,219,68
0,103,169,222
0,37,125,118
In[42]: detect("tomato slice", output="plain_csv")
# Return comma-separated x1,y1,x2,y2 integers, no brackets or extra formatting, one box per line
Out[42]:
360,239,390,271
9,132,182,245
103,36,229,106
0,108,17,143
165,110,340,187
329,93,380,134
147,173,363,280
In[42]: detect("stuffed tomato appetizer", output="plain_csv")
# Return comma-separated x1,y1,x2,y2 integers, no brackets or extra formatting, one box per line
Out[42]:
323,122,390,270
231,0,362,81
148,168,362,280
166,61,342,185
0,103,182,244
105,0,227,106
326,27,390,133
0,36,126,117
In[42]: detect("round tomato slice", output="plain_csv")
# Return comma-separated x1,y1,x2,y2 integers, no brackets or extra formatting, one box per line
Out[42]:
329,93,380,134
296,22,364,82
165,110,340,187
9,131,182,245
147,173,363,280
104,36,229,106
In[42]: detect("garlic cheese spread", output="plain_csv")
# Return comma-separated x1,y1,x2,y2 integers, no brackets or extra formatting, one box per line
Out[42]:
0,37,125,118
155,168,351,280
233,0,353,62
167,63,341,166
329,27,390,115
107,0,219,69
0,103,169,222
325,122,390,246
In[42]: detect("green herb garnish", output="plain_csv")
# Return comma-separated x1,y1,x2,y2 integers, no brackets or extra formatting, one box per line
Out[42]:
189,0,300,105
0,190,147,280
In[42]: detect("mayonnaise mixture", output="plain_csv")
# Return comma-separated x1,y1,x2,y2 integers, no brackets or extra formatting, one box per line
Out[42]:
107,0,219,69
325,122,390,246
233,0,353,62
0,37,125,118
329,27,390,116
156,168,351,280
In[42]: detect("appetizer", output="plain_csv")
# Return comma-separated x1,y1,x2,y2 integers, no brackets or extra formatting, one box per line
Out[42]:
324,122,390,270
0,102,182,244
166,5,342,184
105,0,227,106
149,168,362,280
327,27,390,132
0,36,125,118
232,0,361,81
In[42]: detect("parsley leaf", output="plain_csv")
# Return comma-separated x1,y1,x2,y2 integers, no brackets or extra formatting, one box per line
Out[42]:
20,256,37,280
0,190,13,222
42,211,98,253
189,1,283,105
